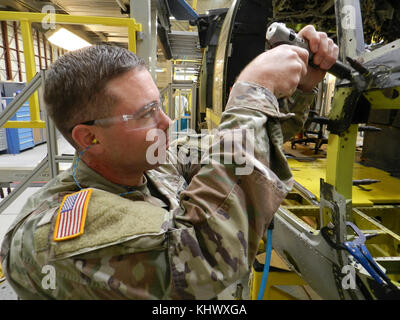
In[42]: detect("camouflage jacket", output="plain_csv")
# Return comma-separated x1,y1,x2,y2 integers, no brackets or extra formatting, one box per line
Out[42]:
0,81,315,299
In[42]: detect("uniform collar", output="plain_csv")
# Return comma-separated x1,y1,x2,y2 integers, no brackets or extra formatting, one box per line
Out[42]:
71,152,150,199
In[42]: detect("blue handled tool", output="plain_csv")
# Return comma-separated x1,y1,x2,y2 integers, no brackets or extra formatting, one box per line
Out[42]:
343,222,394,287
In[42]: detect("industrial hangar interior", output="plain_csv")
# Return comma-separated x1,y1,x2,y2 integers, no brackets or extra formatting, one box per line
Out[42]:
0,0,399,301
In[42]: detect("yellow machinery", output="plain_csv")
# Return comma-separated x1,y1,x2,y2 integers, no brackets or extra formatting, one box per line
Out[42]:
204,0,400,300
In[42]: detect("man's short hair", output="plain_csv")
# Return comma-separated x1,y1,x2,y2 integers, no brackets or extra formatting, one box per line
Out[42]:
44,44,146,149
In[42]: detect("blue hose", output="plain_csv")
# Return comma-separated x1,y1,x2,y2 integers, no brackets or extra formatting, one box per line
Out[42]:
257,228,273,300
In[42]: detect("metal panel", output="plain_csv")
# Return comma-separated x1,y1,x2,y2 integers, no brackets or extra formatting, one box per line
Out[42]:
335,0,365,60
368,109,392,125
362,125,400,177
212,0,237,117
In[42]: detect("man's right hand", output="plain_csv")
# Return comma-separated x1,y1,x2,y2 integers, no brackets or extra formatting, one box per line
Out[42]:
236,45,309,98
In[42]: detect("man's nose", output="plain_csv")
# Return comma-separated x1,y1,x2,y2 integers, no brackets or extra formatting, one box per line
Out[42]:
158,109,173,130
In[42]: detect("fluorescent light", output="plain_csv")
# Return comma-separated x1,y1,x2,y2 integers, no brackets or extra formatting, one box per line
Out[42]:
176,70,198,74
176,67,198,71
48,28,91,51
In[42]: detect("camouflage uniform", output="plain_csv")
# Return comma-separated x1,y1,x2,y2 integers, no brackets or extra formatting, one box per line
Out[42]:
0,81,315,299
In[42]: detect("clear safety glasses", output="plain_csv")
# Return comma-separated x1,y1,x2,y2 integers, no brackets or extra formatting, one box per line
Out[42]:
76,100,164,132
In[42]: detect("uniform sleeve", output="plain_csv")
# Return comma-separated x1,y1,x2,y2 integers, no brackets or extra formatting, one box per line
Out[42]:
279,89,317,142
168,87,316,182
168,81,314,299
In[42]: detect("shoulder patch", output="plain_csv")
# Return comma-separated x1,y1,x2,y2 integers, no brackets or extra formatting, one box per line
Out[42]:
53,188,93,241
50,188,170,260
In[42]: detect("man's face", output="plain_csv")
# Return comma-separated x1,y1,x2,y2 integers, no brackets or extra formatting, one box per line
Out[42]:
94,68,172,173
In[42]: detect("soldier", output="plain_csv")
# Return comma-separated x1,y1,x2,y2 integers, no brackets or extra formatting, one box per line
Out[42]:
0,25,337,299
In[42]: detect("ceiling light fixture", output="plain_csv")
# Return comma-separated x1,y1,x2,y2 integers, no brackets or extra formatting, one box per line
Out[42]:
48,28,91,51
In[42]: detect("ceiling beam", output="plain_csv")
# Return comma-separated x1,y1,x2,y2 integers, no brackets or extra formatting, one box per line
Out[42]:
0,0,38,12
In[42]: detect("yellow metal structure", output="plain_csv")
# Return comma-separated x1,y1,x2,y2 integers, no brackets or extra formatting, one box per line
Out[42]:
0,263,4,282
203,93,400,299
187,90,192,115
288,158,400,206
250,268,306,300
364,86,400,109
325,124,358,200
0,11,142,129
249,242,307,300
206,108,220,130
20,20,41,126
324,86,359,201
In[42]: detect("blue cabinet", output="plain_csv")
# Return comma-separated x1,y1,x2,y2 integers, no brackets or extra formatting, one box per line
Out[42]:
1,97,35,154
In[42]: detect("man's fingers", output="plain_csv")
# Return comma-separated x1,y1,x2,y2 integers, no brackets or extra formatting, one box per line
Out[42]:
290,46,309,65
287,46,308,80
313,32,329,65
319,46,333,70
320,39,339,70
297,25,340,71
298,25,319,52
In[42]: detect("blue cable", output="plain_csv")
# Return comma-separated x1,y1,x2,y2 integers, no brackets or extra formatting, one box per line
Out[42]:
257,228,273,300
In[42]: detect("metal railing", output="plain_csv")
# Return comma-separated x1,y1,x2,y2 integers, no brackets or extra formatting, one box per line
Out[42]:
0,11,142,129
0,70,75,214
160,82,197,139
0,11,142,214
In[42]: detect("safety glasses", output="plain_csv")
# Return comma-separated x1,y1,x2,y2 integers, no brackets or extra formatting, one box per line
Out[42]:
73,100,164,132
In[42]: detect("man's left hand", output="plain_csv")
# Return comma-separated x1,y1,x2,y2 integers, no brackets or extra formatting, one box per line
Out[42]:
297,25,339,92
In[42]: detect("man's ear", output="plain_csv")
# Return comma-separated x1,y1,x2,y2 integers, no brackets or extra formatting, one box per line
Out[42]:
71,125,98,150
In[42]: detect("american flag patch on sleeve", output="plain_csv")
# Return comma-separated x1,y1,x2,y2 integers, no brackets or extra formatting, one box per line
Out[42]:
53,188,93,241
